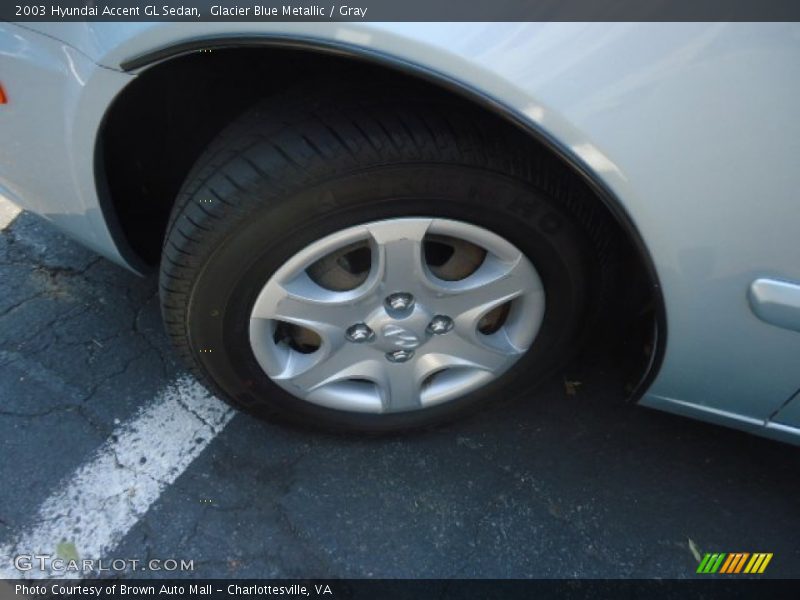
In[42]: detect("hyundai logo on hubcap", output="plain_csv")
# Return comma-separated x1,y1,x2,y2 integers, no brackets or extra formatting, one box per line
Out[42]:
382,324,421,349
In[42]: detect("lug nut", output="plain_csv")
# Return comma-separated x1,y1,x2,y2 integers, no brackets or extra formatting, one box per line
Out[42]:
346,323,374,343
385,292,415,313
427,315,454,335
386,349,414,363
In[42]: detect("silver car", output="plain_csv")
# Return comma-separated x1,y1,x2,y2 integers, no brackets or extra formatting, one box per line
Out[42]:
1,22,799,441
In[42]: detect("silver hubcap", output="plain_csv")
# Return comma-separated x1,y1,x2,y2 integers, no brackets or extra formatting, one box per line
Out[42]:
248,218,545,414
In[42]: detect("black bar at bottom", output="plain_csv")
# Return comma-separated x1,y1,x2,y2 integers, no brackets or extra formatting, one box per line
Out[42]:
0,579,796,600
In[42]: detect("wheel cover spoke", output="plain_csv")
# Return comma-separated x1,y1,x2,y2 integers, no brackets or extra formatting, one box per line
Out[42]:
367,218,431,294
439,254,543,330
378,362,424,412
429,331,520,373
251,277,366,343
285,346,377,391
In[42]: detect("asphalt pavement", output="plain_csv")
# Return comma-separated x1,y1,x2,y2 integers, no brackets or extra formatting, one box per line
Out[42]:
1,200,799,579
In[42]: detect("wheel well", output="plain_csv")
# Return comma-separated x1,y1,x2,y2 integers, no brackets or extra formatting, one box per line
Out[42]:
97,44,664,397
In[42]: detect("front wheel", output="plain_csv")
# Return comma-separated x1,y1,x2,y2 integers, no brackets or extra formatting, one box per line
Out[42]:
159,90,605,432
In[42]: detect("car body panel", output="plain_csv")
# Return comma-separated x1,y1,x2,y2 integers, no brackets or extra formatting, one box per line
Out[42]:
772,389,800,428
2,22,800,442
0,23,137,265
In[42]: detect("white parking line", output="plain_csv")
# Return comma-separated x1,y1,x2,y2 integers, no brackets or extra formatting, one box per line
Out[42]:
0,194,21,230
0,376,234,579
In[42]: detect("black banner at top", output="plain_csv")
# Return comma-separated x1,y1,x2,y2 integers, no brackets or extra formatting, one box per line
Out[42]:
4,0,800,22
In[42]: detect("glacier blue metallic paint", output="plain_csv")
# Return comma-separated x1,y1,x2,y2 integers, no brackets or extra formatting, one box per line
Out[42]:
2,22,800,442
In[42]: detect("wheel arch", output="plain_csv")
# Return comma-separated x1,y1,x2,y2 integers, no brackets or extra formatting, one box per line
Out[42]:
95,35,666,399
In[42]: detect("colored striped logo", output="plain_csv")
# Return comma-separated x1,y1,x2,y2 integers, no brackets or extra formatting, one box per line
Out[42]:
696,553,773,574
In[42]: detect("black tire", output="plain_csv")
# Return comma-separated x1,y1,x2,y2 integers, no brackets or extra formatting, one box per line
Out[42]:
159,83,610,433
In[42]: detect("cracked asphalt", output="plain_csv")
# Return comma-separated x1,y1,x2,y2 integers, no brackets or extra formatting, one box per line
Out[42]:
1,204,799,579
